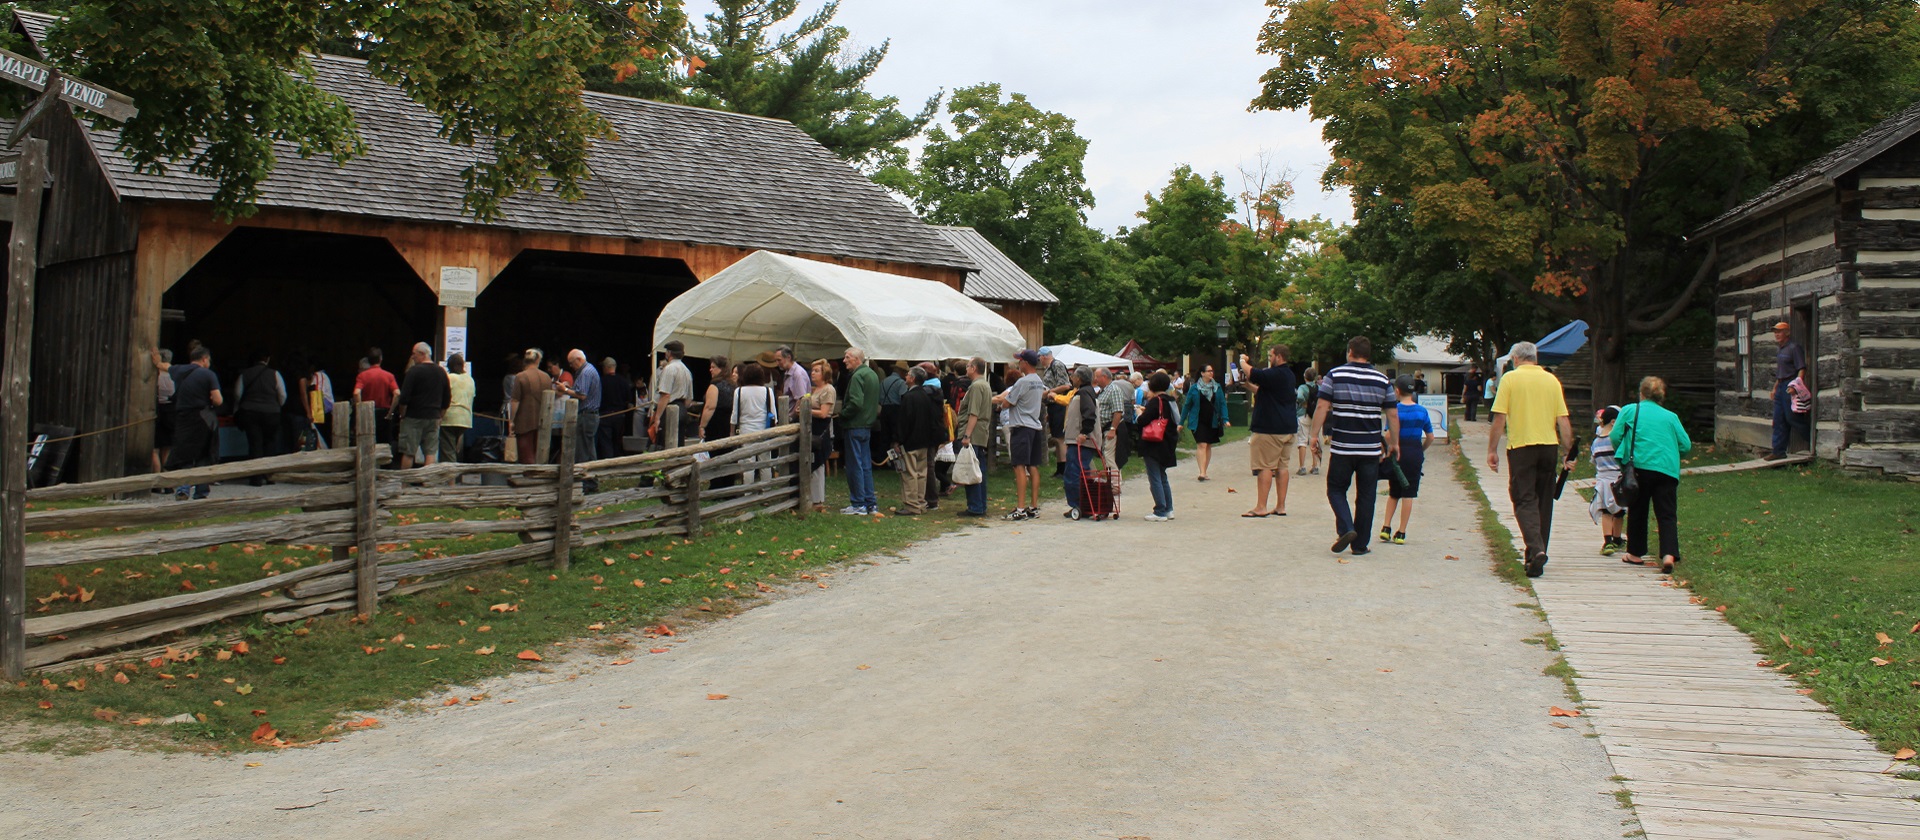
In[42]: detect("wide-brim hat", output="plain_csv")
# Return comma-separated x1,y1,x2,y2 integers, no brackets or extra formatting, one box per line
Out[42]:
754,350,781,368
892,359,911,372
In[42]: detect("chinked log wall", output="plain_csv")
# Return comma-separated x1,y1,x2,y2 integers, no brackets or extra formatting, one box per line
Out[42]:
1835,167,1920,475
1,398,815,675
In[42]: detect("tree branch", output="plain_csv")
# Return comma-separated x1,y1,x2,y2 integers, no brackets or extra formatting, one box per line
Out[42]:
1626,241,1717,334
1496,269,1584,320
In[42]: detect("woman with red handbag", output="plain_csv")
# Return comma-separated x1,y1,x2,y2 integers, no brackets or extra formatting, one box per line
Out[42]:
1137,371,1180,521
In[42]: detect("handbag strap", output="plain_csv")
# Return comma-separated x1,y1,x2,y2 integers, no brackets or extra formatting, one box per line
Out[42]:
1618,405,1642,466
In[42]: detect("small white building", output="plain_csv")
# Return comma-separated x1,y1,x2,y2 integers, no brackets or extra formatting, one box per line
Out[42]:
1384,334,1470,399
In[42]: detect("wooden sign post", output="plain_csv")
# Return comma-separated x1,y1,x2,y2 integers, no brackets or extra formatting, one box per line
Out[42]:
0,55,136,679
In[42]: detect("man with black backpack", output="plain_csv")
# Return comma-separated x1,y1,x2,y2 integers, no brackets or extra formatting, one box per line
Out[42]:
894,366,947,516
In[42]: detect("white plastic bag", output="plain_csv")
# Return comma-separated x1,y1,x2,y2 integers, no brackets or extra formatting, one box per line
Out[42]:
951,443,982,485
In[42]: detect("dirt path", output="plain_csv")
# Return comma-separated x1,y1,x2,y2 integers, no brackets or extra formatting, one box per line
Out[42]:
2,440,1632,839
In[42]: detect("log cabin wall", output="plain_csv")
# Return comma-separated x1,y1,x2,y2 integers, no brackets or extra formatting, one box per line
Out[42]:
1834,134,1920,475
1712,192,1847,459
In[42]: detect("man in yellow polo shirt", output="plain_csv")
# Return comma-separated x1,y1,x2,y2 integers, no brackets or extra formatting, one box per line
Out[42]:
1486,341,1575,578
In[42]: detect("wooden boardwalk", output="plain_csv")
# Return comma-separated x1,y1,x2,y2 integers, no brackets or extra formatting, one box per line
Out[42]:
1458,426,1920,839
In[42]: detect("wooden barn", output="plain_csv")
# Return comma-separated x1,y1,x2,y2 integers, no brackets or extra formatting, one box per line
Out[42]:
1,10,979,482
929,225,1056,350
1693,99,1920,476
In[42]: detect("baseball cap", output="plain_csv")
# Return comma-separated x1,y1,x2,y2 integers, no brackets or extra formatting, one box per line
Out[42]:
1015,349,1040,366
1395,374,1417,393
1773,321,1790,331
1038,346,1055,357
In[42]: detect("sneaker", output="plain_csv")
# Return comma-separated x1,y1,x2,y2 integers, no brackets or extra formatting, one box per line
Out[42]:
1762,453,1785,461
174,486,190,501
958,510,985,518
1600,540,1619,556
1296,467,1308,476
866,506,881,515
1144,513,1169,522
1310,466,1320,475
1525,552,1548,578
1392,532,1406,545
839,505,867,515
1331,530,1357,553
1379,526,1393,543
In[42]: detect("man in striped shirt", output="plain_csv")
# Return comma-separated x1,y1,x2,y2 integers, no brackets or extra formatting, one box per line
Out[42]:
1307,336,1401,556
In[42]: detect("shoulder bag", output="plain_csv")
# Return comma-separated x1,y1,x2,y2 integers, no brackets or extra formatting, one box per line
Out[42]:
1611,407,1641,502
1140,396,1171,443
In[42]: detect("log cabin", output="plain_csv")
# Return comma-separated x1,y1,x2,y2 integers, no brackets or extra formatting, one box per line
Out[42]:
0,10,999,481
1693,99,1920,476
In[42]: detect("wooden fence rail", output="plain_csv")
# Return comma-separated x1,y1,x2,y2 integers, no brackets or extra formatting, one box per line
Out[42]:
1,397,813,675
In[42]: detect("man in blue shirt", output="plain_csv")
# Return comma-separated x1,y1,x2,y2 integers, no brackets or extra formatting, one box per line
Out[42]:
1767,321,1809,460
563,349,602,491
165,346,225,500
1307,336,1401,556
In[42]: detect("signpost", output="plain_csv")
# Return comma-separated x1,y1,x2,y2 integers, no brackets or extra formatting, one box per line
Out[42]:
0,51,136,680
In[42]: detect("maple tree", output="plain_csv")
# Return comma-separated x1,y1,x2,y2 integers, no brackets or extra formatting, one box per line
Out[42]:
1120,166,1290,360
1272,218,1412,372
14,0,685,221
1254,0,1920,404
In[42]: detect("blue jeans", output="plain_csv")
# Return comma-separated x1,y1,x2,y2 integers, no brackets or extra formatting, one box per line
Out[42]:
1062,444,1095,511
964,444,989,514
1144,456,1173,517
1326,453,1380,547
1771,380,1808,456
845,427,876,510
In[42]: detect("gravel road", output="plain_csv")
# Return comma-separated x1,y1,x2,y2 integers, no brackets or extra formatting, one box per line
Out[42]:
1,439,1632,839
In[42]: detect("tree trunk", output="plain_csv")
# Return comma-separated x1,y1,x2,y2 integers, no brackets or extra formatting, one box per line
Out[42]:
1585,264,1632,409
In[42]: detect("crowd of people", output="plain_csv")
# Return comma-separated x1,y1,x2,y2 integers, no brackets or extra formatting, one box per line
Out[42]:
147,331,1696,579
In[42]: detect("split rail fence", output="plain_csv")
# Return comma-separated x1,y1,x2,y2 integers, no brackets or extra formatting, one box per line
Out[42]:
2,396,815,676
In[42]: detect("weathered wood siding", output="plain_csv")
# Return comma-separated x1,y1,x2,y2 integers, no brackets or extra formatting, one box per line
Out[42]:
993,300,1046,351
12,110,141,481
1713,131,1920,475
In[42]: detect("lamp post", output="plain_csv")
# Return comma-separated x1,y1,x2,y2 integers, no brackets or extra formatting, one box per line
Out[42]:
1215,317,1231,391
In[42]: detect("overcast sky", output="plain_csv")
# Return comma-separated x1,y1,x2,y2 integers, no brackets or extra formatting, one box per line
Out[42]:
687,0,1351,234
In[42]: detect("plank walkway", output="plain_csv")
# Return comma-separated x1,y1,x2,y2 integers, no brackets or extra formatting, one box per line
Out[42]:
1566,453,1813,491
1456,424,1920,839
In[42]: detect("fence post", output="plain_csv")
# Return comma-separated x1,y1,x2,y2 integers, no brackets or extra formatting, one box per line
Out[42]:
0,139,48,681
331,401,350,450
534,389,554,464
353,403,379,617
663,403,681,452
552,397,577,571
794,395,811,519
684,459,703,537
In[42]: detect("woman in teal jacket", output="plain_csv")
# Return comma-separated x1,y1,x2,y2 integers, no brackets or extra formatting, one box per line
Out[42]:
1181,365,1229,481
1610,376,1692,574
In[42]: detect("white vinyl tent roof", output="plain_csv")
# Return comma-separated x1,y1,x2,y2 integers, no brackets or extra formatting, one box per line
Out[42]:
1047,343,1133,371
652,251,1028,363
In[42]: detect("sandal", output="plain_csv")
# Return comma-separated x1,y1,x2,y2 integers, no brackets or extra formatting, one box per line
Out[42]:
1241,510,1272,518
1620,555,1645,565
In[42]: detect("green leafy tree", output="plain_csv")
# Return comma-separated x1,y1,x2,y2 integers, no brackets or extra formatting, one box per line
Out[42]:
19,0,684,221
1122,166,1288,362
1275,219,1412,374
1254,0,1920,405
876,83,1142,349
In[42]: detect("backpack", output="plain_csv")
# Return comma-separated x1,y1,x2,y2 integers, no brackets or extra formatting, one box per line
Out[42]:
1304,382,1319,407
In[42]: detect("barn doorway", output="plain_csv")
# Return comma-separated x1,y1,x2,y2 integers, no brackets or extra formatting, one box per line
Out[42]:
466,250,700,414
160,228,439,400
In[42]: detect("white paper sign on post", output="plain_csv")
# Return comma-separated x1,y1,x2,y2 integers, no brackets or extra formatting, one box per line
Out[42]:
438,266,478,308
444,326,467,365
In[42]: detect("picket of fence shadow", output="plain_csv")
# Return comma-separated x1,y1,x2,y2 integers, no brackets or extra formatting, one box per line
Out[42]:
5,396,815,674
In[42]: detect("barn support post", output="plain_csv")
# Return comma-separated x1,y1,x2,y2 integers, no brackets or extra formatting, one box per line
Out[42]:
552,397,577,571
1,138,49,680
352,403,379,617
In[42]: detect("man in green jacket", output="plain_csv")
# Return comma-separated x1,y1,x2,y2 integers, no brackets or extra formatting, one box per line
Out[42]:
839,347,882,515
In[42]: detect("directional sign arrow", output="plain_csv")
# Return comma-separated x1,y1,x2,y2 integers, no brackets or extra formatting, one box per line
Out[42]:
0,47,137,123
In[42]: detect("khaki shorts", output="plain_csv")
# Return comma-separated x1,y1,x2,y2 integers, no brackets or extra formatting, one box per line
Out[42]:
1250,433,1295,473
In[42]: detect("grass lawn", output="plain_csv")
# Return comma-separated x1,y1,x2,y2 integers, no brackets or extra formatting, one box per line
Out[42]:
1,463,1047,753
1673,463,1920,755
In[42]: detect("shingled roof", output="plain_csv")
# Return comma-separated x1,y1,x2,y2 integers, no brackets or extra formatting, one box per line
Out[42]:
1693,98,1920,239
11,10,974,272
929,226,1058,304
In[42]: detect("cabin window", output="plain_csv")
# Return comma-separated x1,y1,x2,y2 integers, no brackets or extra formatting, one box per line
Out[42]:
1735,311,1751,393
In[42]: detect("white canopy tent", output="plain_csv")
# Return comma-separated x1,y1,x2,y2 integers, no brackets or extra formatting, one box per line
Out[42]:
652,251,1028,363
1047,343,1134,372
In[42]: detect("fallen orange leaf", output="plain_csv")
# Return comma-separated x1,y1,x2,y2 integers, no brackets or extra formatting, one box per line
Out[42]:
706,693,729,700
586,623,606,631
1872,657,1892,667
232,641,250,655
1548,706,1582,717
474,646,495,655
113,672,129,684
249,722,278,744
609,658,634,666
515,650,542,661
1878,632,1895,646
346,717,378,728
649,648,669,654
443,698,460,706
1895,748,1917,761
36,700,51,710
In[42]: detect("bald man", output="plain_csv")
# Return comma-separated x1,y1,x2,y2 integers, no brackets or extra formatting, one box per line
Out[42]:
560,348,603,491
393,341,450,468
